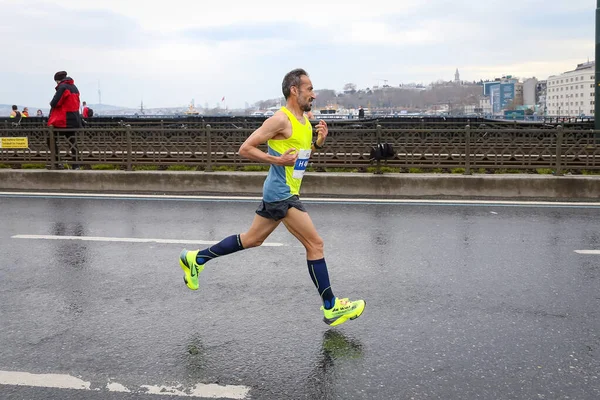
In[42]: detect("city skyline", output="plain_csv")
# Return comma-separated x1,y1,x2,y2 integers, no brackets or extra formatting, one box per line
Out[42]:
2,0,594,110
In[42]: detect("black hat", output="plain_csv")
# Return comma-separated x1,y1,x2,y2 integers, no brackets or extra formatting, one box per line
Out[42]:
54,71,67,81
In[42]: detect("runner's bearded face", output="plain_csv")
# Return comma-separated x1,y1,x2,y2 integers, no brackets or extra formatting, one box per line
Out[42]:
297,77,315,112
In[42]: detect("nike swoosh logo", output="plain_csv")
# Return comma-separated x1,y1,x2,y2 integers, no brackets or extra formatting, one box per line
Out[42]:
190,265,197,277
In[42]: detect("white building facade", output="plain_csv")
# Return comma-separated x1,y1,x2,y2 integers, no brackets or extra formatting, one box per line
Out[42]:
546,61,595,117
522,78,538,107
478,96,492,115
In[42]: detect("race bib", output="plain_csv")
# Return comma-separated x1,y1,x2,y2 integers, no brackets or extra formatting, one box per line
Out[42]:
292,149,312,179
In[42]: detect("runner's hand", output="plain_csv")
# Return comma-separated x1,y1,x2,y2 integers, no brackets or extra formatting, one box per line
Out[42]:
278,148,298,166
316,120,328,143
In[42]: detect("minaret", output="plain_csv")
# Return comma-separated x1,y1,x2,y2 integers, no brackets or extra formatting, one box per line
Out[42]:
455,68,460,84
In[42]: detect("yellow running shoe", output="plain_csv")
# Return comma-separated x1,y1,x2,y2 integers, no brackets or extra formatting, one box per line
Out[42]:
321,297,366,326
179,249,204,290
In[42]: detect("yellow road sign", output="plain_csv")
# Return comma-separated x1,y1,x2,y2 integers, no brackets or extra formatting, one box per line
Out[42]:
0,137,29,149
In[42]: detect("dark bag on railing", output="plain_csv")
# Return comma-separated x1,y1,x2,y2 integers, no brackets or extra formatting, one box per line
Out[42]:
370,143,395,161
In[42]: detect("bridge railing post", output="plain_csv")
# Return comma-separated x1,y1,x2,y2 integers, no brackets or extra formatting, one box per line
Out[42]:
464,124,472,175
126,126,133,171
205,124,213,172
374,124,383,175
48,126,57,170
555,125,564,176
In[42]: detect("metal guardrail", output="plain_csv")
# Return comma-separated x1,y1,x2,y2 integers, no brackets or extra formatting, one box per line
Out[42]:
1,125,599,174
2,115,596,130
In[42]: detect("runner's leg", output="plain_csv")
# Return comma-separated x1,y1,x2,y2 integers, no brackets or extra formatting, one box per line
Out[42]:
179,213,280,290
283,207,335,309
196,213,281,265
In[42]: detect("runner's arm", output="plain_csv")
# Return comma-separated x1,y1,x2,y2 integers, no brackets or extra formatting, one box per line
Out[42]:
239,113,297,166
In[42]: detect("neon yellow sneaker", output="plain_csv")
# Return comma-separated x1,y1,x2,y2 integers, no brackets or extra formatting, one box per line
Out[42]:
321,297,366,326
179,249,204,290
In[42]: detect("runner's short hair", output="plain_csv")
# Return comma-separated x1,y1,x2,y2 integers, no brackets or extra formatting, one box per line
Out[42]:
282,68,308,99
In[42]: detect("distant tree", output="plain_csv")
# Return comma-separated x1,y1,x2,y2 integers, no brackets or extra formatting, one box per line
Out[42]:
252,81,483,114
343,83,357,94
312,89,337,109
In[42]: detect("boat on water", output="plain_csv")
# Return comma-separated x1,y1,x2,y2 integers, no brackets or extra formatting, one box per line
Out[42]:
184,103,201,116
312,105,363,120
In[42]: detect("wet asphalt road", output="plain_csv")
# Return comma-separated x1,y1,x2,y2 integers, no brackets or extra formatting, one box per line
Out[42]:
1,194,599,400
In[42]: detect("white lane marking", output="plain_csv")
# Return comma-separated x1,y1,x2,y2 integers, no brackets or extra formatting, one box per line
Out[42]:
11,234,285,247
0,370,250,399
0,371,91,390
141,383,250,399
575,250,600,255
106,381,130,392
2,191,600,207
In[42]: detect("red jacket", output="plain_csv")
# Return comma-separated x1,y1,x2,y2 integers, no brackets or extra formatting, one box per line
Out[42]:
48,78,82,129
82,106,89,118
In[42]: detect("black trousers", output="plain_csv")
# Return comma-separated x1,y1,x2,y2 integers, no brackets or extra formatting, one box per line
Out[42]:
48,130,79,167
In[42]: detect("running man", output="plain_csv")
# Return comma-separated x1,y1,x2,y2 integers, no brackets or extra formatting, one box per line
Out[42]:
179,68,365,327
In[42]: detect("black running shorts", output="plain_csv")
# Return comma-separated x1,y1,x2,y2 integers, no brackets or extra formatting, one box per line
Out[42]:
255,195,307,221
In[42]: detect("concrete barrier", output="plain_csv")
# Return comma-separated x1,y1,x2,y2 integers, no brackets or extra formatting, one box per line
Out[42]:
1,170,599,200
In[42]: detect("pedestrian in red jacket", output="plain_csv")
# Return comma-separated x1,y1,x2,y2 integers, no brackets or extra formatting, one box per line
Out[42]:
48,71,82,169
48,71,82,129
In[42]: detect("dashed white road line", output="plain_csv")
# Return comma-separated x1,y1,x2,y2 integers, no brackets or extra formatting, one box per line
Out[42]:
0,370,251,399
140,383,250,398
106,381,130,392
574,250,600,255
0,371,91,390
11,234,285,247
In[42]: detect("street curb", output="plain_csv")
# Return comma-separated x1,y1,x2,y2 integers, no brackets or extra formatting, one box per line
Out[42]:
1,170,599,200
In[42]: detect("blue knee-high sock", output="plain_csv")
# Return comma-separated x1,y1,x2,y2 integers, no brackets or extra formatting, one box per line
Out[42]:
196,234,244,265
308,258,336,309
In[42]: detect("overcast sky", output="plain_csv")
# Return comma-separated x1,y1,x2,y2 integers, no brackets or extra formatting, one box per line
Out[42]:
1,0,595,110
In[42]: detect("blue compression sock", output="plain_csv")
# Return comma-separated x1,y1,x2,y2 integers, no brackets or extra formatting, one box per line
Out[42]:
307,258,336,309
196,234,244,265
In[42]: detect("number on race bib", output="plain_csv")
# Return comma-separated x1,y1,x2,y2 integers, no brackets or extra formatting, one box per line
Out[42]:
292,149,312,179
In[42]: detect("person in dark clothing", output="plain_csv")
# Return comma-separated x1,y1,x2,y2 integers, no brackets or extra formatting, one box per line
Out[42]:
10,105,21,118
358,106,365,119
9,105,22,127
48,71,82,169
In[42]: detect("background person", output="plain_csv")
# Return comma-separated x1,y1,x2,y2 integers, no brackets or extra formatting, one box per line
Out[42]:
82,101,90,118
48,70,83,169
9,105,21,119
